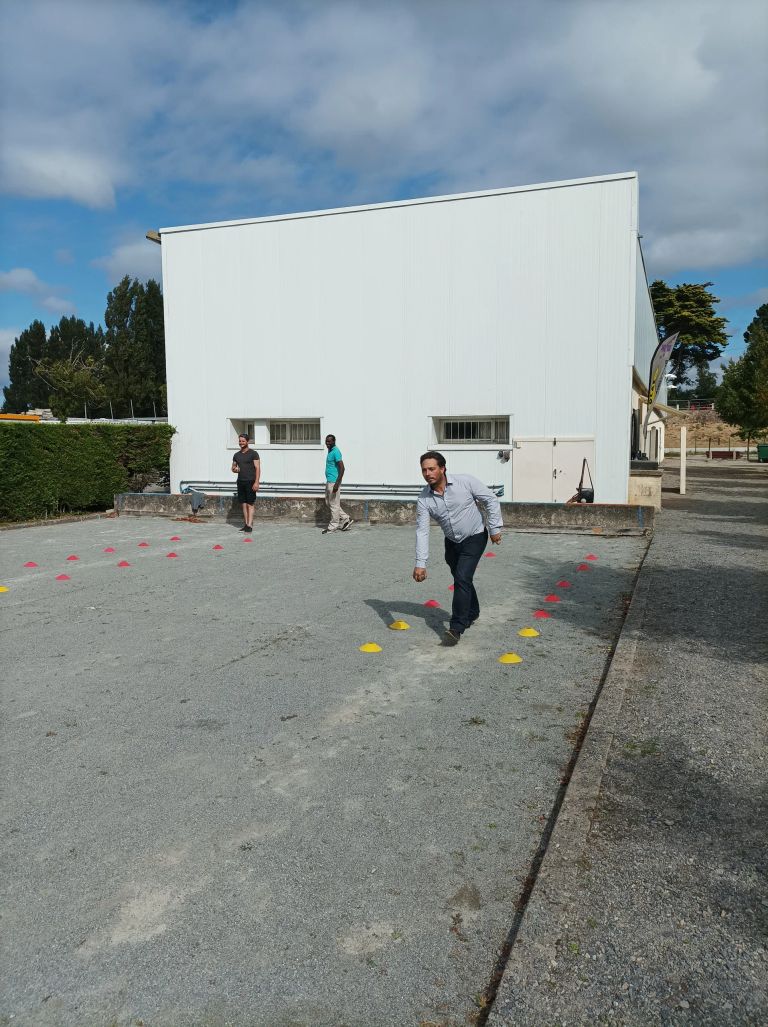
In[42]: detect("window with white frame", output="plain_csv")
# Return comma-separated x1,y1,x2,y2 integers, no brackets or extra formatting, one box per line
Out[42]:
268,419,321,445
435,417,509,445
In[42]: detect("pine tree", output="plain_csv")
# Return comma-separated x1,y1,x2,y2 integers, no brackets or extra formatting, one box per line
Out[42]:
716,304,768,444
2,320,49,411
650,281,729,387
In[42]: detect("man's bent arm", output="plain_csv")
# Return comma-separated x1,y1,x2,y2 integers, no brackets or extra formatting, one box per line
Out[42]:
469,477,504,535
253,458,261,489
334,459,345,490
415,498,430,568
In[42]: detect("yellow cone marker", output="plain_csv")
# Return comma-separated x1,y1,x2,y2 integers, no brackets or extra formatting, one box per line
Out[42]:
518,627,540,638
359,642,383,653
388,620,410,631
0,586,8,593
498,652,523,664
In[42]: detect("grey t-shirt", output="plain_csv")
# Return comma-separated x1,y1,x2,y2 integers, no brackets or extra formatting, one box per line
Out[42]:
232,448,260,482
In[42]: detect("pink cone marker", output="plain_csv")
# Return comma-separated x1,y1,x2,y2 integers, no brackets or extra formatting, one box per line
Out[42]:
533,610,551,619
170,536,181,542
166,552,178,558
557,580,572,588
103,547,116,553
213,544,223,551
24,561,38,568
56,574,71,581
586,554,598,560
576,563,590,571
66,555,79,561
117,560,131,567
138,542,150,548
544,594,561,603
424,599,440,608
484,552,496,558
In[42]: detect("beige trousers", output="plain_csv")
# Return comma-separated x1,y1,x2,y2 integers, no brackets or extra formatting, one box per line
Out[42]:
325,482,350,530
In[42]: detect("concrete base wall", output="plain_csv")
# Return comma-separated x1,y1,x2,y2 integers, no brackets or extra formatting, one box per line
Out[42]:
116,493,655,535
628,469,663,510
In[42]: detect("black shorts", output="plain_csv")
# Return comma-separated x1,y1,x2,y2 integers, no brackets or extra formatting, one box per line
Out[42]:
237,480,256,503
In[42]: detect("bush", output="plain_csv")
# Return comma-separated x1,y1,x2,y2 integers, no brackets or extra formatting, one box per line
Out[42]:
0,423,175,522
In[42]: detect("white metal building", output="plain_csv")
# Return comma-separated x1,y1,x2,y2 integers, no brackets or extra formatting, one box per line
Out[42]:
159,172,663,502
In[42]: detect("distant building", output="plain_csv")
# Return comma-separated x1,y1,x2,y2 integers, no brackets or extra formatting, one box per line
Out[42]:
157,172,664,502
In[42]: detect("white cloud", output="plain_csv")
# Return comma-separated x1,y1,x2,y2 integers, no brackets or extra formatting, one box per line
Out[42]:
0,146,115,208
0,0,766,277
0,266,76,316
93,240,162,284
0,327,19,387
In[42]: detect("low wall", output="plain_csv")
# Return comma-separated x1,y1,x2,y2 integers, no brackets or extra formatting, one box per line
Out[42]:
115,492,654,534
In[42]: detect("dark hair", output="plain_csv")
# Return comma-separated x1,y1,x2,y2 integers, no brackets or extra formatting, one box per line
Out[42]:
420,450,446,468
325,434,336,442
238,433,249,443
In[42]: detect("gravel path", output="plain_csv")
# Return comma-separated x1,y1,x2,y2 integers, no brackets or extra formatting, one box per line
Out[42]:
489,460,768,1027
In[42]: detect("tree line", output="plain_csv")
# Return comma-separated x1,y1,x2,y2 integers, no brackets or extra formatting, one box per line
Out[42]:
649,281,767,441
2,277,165,420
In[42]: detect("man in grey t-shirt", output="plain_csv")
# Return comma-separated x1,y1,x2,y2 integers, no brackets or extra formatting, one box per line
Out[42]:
231,433,261,533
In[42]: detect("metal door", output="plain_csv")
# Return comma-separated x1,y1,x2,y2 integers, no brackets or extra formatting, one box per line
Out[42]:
552,438,596,502
512,440,556,501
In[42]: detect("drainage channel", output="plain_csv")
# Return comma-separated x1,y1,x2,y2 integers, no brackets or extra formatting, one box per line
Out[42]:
474,535,653,1025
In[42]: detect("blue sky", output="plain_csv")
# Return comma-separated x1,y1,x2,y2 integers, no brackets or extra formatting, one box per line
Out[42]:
1,0,766,390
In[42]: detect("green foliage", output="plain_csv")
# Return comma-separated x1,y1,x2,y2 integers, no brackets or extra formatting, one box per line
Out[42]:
716,304,768,441
0,423,174,522
1,283,165,417
650,280,729,387
35,353,107,421
104,276,166,415
2,320,48,411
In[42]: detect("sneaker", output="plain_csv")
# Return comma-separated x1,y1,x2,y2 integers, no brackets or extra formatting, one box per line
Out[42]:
441,629,461,646
340,519,354,531
238,525,247,532
322,527,337,534
244,525,253,533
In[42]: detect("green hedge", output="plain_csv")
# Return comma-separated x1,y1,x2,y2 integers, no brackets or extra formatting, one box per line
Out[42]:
0,423,175,522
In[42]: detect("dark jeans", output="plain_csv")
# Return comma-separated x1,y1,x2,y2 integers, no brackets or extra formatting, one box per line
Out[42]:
444,529,488,634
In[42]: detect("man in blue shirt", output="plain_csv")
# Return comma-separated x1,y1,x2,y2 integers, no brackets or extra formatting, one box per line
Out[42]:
323,433,353,533
413,450,503,646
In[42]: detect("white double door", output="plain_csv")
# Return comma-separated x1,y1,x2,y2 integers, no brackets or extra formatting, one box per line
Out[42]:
512,437,595,503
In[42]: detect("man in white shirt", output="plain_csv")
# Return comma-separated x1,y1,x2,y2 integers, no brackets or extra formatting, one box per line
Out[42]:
413,450,503,646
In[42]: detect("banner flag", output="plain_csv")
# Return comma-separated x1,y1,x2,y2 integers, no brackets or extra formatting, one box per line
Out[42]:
643,332,679,436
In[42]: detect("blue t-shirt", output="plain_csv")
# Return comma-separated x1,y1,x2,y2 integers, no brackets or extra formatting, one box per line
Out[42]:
325,446,343,483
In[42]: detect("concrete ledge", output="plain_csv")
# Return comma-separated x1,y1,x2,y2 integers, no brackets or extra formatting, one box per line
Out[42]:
115,493,654,534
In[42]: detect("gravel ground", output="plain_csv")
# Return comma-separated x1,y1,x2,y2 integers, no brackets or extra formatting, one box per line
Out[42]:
489,460,768,1027
0,514,646,1027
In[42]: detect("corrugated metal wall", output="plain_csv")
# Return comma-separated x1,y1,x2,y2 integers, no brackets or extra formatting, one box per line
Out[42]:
163,175,640,501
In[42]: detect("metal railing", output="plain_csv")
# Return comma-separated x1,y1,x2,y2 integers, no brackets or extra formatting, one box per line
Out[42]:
180,480,504,500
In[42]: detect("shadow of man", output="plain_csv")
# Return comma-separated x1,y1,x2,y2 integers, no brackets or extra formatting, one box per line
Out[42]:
364,599,448,639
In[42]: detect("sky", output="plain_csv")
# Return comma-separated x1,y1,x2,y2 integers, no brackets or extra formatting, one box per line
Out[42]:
1,0,766,390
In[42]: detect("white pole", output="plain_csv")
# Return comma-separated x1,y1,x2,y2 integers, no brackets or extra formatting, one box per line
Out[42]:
680,426,687,495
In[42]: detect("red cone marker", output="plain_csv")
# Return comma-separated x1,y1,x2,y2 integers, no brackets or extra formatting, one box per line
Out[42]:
117,560,131,567
56,574,71,581
170,536,181,542
586,554,598,560
544,594,561,603
166,552,178,558
557,580,572,588
533,610,551,619
24,561,38,568
213,544,223,551
138,542,149,548
485,552,496,558
577,563,590,571
66,555,79,561
243,538,253,543
424,599,440,608
448,584,455,591
103,547,115,553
